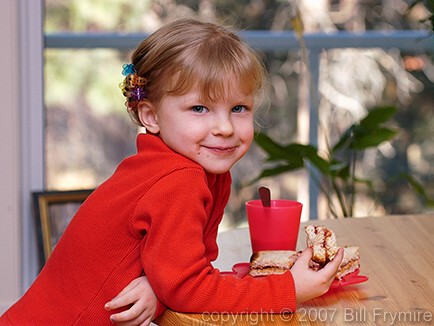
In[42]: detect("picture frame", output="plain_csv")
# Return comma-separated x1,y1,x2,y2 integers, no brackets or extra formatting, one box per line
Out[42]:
32,189,94,268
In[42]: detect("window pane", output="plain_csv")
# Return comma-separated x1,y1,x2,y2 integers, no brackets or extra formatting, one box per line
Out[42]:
317,48,434,216
45,49,137,189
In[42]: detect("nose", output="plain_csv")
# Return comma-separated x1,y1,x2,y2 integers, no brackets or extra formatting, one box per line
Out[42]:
212,113,234,137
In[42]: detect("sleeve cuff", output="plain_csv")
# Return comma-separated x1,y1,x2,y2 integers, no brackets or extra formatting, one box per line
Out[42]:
154,299,167,318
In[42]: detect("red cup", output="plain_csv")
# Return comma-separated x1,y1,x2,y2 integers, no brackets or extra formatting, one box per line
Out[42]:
246,199,303,252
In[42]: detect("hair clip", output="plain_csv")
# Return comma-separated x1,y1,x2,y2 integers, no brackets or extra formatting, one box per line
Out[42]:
122,63,137,76
119,63,148,104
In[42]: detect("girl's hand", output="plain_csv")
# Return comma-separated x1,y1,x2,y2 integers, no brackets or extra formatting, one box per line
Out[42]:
291,247,344,304
105,276,157,326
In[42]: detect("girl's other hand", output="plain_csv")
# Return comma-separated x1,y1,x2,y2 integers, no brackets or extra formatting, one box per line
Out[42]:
291,247,344,304
104,276,157,326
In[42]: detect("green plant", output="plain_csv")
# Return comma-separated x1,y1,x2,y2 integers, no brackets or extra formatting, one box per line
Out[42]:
253,105,433,218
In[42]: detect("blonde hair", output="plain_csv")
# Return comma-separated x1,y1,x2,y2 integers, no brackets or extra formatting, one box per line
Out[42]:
127,18,266,126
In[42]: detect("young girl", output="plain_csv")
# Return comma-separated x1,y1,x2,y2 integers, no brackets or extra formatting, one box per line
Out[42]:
1,18,342,326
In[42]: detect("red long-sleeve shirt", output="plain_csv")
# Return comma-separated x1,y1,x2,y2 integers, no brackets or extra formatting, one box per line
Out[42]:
1,133,296,325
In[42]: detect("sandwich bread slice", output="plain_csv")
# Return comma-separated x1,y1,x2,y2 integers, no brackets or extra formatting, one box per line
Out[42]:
249,250,299,277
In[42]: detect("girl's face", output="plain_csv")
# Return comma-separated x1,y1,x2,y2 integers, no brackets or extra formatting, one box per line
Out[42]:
151,82,255,174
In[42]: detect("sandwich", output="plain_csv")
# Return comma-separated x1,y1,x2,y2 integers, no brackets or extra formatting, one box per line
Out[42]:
336,246,360,279
249,250,299,277
248,225,361,279
305,225,338,266
305,225,361,279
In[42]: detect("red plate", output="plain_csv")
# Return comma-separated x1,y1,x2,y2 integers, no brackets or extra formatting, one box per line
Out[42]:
219,263,249,278
329,269,369,290
222,262,368,290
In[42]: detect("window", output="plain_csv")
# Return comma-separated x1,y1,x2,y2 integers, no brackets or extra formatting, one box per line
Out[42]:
44,0,434,223
19,0,432,290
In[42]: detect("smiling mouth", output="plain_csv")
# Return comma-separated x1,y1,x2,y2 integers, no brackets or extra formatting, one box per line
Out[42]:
203,146,237,153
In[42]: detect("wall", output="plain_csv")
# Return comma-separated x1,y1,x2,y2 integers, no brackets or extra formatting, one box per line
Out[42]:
0,0,21,313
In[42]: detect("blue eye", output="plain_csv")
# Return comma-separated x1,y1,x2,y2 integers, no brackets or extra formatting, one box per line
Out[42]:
232,105,248,113
191,106,208,113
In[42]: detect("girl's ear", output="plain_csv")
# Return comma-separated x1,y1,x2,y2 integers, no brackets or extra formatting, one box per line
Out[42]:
137,100,160,134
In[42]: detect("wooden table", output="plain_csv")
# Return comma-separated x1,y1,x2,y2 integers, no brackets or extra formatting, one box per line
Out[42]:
155,214,434,325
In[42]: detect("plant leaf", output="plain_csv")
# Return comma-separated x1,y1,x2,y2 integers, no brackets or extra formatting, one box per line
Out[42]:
349,127,398,149
254,132,292,161
359,106,397,129
300,146,331,174
330,162,350,179
250,164,304,183
332,126,355,152
333,106,398,152
400,173,434,206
